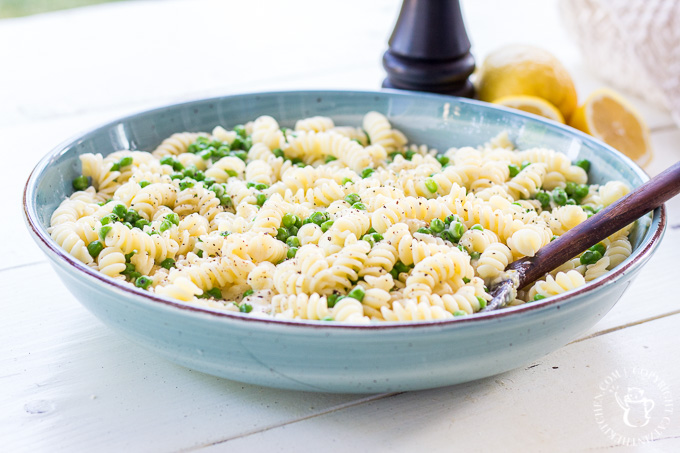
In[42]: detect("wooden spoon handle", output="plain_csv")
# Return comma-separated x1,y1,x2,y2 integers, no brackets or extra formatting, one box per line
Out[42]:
510,160,680,288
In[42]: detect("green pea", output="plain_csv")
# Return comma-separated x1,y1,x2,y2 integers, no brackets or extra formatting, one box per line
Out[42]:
404,150,416,160
533,294,546,301
218,195,232,208
575,159,591,172
352,202,367,210
276,227,290,242
535,191,551,208
582,205,598,215
580,249,603,265
166,213,180,226
453,310,467,317
239,303,253,313
471,224,484,231
361,168,375,179
139,180,150,188
421,178,437,193
179,179,195,191
565,181,577,196
72,175,89,191
436,155,449,166
205,287,222,299
160,258,175,269
119,156,133,168
199,149,213,160
327,293,341,308
288,225,299,237
574,184,589,199
135,276,152,290
160,219,174,233
310,211,329,226
272,148,285,158
286,236,300,248
508,164,520,178
124,209,140,225
444,214,460,225
450,221,465,242
470,251,481,260
281,213,299,229
211,183,226,197
254,182,268,191
321,220,334,232
134,219,150,230
112,204,128,219
552,187,567,206
389,267,400,279
344,193,361,205
566,198,577,205
234,124,247,138
325,155,337,163
170,172,183,180
477,296,487,310
417,227,432,235
256,193,267,207
371,233,383,242
287,247,298,259
589,243,606,256
160,155,175,167
347,286,365,302
225,169,238,177
393,261,410,274
342,177,353,185
100,214,114,226
243,289,254,297
361,234,376,247
87,240,104,258
202,177,216,188
194,170,205,182
99,225,112,241
440,230,455,243
551,235,559,242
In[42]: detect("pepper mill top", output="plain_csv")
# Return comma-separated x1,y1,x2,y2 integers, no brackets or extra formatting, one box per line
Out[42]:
382,0,476,98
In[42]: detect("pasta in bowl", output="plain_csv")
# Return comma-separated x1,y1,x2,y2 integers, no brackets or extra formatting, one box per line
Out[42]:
24,90,664,392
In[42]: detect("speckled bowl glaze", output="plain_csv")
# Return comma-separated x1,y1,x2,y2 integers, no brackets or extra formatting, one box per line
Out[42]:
24,90,665,393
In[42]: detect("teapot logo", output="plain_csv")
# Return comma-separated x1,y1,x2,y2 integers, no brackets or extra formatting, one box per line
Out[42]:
593,368,673,446
614,387,655,427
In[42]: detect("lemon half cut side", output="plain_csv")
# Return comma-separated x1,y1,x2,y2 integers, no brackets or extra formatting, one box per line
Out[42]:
569,88,653,167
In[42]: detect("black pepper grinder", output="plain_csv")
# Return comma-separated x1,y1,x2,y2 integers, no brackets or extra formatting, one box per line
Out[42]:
382,0,475,98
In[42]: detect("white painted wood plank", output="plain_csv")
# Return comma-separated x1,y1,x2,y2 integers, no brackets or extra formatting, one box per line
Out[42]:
0,263,381,452
205,314,680,452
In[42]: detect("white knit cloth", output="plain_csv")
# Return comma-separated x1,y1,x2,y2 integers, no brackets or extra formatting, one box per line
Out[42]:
560,0,680,125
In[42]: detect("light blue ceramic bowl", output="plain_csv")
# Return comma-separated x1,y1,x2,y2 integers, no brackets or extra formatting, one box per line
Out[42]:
24,90,665,393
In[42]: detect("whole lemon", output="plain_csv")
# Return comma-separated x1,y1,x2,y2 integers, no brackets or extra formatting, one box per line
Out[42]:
476,45,578,121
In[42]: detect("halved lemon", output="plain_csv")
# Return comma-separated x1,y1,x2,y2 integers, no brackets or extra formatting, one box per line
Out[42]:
569,88,653,167
492,95,565,123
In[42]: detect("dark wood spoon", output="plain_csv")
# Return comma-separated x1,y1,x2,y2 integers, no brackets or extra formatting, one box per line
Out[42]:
481,160,680,311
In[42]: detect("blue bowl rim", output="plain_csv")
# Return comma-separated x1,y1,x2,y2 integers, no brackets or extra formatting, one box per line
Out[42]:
23,89,667,331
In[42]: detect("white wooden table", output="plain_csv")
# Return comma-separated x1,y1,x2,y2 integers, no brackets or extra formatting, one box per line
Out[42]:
2,1,679,451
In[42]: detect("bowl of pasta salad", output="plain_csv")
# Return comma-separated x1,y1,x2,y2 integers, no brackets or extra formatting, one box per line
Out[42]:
23,90,665,393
